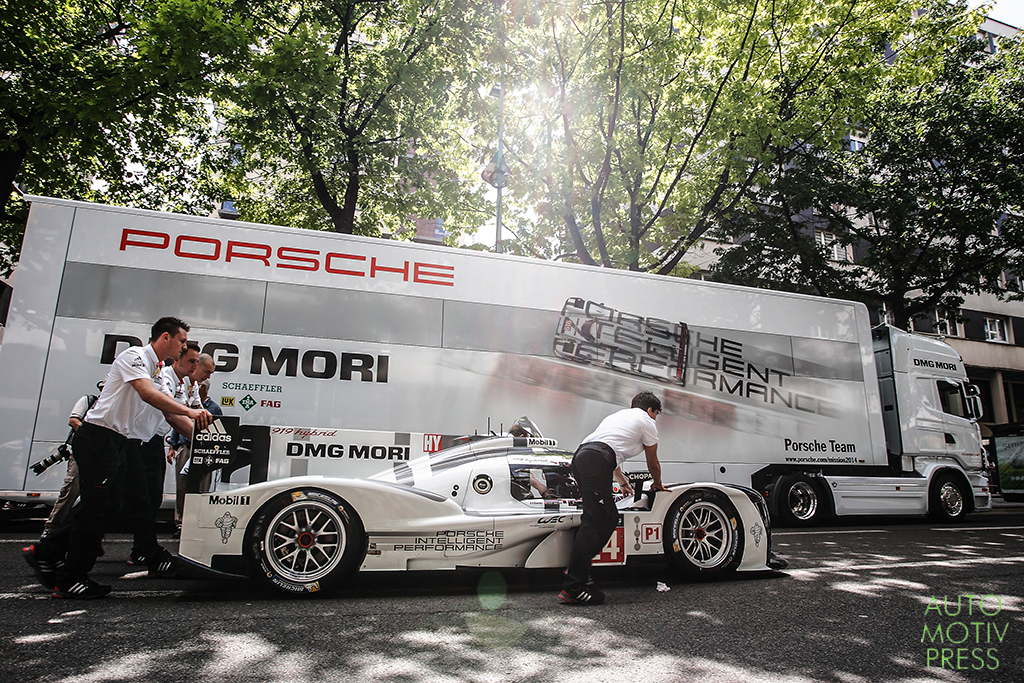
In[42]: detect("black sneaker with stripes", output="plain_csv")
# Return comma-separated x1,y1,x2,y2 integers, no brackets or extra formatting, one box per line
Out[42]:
52,578,111,599
558,584,605,605
22,544,62,590
147,548,177,577
126,550,148,566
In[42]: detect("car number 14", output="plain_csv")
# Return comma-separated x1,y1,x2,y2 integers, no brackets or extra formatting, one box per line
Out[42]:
593,527,627,565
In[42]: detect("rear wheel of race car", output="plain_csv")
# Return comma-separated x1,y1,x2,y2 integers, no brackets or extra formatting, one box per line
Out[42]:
927,472,969,522
775,473,827,527
664,489,743,578
245,489,364,594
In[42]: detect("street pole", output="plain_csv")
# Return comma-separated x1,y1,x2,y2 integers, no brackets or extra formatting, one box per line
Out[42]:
496,80,504,254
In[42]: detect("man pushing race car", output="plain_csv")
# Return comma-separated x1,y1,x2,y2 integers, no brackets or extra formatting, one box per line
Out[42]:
559,391,671,605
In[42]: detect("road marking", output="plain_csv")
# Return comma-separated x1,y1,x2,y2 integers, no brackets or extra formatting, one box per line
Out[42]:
0,589,187,600
0,538,133,544
773,529,888,536
775,525,1024,537
932,525,1024,532
788,554,1024,575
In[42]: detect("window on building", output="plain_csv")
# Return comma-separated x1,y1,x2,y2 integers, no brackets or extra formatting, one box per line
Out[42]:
1006,382,1024,424
1004,271,1023,293
843,137,866,152
978,31,997,54
984,316,1009,343
935,309,961,337
814,230,851,262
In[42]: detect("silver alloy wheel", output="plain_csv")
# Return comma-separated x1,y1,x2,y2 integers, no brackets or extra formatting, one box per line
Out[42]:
938,480,964,517
788,481,819,521
263,500,347,583
675,501,733,568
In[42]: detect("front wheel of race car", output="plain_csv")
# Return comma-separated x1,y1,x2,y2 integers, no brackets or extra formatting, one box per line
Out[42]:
245,489,365,594
663,489,743,578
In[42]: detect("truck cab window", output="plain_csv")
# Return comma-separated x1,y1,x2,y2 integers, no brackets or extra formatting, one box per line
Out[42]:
937,381,968,418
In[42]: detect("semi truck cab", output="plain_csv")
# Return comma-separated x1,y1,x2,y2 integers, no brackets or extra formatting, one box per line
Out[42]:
874,325,984,472
867,325,989,517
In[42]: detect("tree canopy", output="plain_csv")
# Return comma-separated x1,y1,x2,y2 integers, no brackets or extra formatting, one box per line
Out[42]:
211,0,494,239
712,3,1024,330
0,0,251,275
491,0,913,270
3,0,1021,308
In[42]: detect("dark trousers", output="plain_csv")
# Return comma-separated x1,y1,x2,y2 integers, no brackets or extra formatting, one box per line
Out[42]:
564,442,618,587
41,422,129,583
126,435,166,559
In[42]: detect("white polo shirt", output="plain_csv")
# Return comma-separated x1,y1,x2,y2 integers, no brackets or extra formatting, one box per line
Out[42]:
148,366,190,438
185,377,201,408
69,395,94,421
583,407,659,467
87,344,166,438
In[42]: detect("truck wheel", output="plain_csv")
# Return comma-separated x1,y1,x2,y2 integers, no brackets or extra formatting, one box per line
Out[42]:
928,473,968,522
663,489,743,578
776,474,825,527
245,489,364,594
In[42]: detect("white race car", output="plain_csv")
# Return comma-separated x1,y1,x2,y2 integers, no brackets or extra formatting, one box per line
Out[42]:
179,430,782,594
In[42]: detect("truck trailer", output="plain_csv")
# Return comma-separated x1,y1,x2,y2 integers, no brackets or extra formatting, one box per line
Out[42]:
0,196,989,525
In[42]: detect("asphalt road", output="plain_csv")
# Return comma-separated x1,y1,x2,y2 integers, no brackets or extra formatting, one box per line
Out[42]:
1,508,1022,683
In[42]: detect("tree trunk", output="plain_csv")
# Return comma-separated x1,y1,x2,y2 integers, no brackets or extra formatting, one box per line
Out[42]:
310,165,351,234
337,145,360,234
0,143,29,220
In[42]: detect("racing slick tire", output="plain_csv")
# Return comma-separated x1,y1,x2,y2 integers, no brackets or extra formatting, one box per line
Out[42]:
664,489,743,578
927,472,969,522
775,473,828,527
245,488,365,594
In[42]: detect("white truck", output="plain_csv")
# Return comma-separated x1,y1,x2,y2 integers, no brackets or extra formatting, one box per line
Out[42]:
0,196,989,525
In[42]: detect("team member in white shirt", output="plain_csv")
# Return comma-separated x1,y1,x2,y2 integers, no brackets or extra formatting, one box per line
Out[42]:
558,391,670,605
24,317,211,599
39,384,102,537
125,341,201,570
171,353,216,535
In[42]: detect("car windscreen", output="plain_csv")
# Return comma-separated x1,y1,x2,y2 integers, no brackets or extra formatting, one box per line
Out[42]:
510,462,579,502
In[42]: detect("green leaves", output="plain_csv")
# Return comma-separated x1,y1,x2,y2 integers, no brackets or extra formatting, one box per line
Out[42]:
3,0,1019,297
714,7,1024,329
211,0,491,238
493,0,908,270
0,0,254,275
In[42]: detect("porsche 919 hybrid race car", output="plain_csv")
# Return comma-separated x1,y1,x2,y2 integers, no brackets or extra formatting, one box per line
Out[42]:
178,426,782,594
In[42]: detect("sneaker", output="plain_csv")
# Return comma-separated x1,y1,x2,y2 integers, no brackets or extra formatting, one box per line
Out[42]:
126,550,147,566
558,584,605,605
147,548,177,577
23,545,61,590
52,578,111,600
